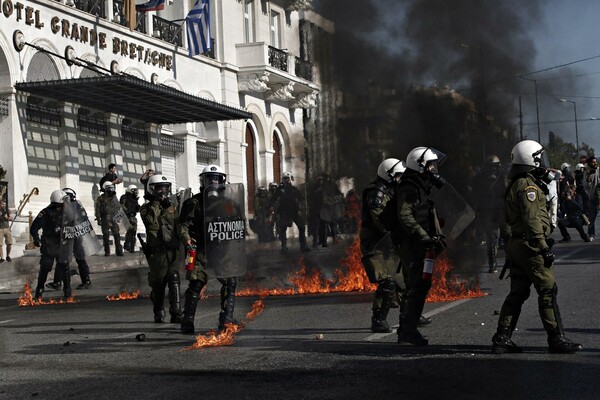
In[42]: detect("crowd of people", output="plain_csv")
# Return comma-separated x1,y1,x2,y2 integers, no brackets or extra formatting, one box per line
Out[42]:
22,138,584,354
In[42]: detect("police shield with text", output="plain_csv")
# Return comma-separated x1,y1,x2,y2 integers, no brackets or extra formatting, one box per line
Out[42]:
491,140,582,354
178,165,246,333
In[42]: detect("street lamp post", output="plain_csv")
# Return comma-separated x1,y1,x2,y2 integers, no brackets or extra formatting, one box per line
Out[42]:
521,77,541,143
560,99,579,157
460,43,486,161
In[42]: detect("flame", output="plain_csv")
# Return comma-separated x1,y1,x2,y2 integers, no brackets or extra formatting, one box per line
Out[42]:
183,299,265,350
17,282,77,307
106,290,142,301
237,237,483,300
427,253,485,302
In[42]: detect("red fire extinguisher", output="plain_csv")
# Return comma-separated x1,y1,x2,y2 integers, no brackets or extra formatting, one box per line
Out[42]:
422,247,435,280
185,241,197,271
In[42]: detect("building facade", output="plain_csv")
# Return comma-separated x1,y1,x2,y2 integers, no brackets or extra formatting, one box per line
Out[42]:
0,0,330,242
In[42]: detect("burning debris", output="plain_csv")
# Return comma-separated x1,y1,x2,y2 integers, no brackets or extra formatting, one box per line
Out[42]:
17,282,77,307
106,290,143,301
183,299,265,350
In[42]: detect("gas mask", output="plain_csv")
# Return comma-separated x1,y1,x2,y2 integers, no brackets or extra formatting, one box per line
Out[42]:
425,162,447,189
533,168,555,184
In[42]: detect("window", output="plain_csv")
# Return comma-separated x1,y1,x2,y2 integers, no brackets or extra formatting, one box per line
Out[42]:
270,10,281,48
244,0,254,43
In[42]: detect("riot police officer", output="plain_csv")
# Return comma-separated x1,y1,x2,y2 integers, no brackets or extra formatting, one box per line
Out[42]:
95,182,123,256
492,140,582,354
120,185,140,253
473,155,509,273
395,147,447,346
272,172,311,253
177,165,244,333
140,175,182,324
360,158,405,333
30,190,71,299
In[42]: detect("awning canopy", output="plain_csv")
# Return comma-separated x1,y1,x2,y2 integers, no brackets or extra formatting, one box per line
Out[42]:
15,75,252,124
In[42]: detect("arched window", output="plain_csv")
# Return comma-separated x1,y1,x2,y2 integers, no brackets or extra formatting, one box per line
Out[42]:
245,124,256,213
273,130,282,184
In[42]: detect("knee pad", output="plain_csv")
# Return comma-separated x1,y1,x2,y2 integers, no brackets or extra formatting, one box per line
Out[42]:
188,279,204,295
378,278,396,293
166,270,180,284
506,287,531,307
226,277,237,291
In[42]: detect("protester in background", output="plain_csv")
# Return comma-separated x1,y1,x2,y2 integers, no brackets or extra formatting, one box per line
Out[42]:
0,200,13,263
95,182,123,256
272,172,311,254
344,189,361,234
99,163,123,191
557,185,591,243
584,157,600,241
121,185,140,253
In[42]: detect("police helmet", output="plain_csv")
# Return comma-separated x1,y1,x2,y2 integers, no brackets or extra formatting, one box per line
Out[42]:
200,165,226,188
269,182,278,190
147,175,172,198
126,184,139,196
486,155,501,164
575,163,585,171
560,162,571,171
406,147,447,174
102,181,115,193
510,140,548,169
62,188,76,201
50,190,67,204
282,172,293,184
377,158,406,183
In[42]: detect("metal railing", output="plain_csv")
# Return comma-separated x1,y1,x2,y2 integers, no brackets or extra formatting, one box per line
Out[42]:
268,46,288,72
153,15,183,46
26,103,61,127
113,0,147,34
161,134,185,153
0,98,8,117
78,113,107,136
122,125,148,145
197,142,218,160
74,0,106,18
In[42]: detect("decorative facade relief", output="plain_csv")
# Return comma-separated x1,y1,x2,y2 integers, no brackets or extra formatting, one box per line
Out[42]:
238,72,271,93
286,0,313,11
267,82,295,101
291,91,317,109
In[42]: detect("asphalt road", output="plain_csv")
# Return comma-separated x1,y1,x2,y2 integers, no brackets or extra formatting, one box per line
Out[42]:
1,238,599,400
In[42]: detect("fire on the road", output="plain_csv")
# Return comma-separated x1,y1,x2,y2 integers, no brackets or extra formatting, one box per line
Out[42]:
106,290,142,301
17,282,77,307
237,237,484,302
183,299,265,350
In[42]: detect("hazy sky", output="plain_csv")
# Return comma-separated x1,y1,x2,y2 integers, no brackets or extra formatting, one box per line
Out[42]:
527,1,600,155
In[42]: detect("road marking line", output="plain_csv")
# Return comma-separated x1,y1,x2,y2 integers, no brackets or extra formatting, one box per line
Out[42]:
0,319,15,324
363,298,471,341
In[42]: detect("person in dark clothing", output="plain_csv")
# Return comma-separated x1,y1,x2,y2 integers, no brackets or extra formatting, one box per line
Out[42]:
557,185,591,243
31,190,71,299
121,185,141,253
272,172,310,254
99,163,122,191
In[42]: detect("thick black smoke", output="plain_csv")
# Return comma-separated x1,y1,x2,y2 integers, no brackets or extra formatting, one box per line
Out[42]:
313,0,543,187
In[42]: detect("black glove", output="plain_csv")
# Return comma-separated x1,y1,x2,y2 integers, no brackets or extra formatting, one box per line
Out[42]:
33,239,41,247
421,236,436,248
541,250,555,268
546,238,555,250
434,238,447,256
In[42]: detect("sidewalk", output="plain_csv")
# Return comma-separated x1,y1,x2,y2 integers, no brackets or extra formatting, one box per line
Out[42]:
0,236,356,293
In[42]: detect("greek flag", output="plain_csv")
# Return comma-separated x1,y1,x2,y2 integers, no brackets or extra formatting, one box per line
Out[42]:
186,0,211,57
136,0,166,12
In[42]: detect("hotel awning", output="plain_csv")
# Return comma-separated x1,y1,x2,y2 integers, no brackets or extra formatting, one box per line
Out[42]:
15,75,252,124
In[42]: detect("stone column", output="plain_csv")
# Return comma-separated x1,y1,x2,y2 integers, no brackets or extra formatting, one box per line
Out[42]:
58,102,80,191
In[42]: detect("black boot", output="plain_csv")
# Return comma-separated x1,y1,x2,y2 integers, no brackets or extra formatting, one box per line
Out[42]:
114,234,123,256
218,278,240,331
299,228,310,252
548,335,583,354
280,241,288,254
371,280,394,333
150,285,166,323
76,277,92,290
62,266,72,299
34,286,44,300
491,326,522,354
103,236,111,256
397,315,429,346
181,286,201,334
418,315,433,326
168,279,183,323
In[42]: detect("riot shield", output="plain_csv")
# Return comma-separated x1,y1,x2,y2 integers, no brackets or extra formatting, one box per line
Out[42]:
178,187,193,216
60,200,103,263
204,183,247,278
361,233,400,283
107,195,131,231
430,182,476,241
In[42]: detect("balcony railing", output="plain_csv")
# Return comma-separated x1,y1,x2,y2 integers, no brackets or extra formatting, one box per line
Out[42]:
197,142,218,160
113,0,147,34
153,15,183,46
201,38,216,59
268,46,288,72
122,125,148,145
295,57,312,81
161,134,185,153
26,103,61,127
0,98,8,117
74,0,106,18
78,113,107,136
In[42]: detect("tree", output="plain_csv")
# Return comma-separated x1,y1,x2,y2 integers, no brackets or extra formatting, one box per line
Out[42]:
546,131,577,168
